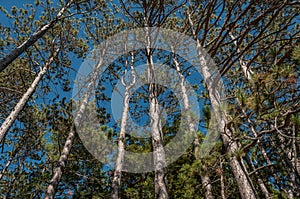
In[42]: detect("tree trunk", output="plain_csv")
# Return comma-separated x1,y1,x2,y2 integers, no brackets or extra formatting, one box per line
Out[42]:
111,53,136,199
44,127,76,199
146,27,168,199
245,155,271,198
220,161,226,199
172,50,214,199
235,98,270,198
0,47,60,143
187,12,257,199
0,138,25,180
45,49,106,199
230,30,294,198
0,0,74,72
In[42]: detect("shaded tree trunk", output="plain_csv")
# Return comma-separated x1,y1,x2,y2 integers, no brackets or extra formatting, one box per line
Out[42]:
230,35,271,198
245,155,271,198
220,161,226,199
44,127,76,199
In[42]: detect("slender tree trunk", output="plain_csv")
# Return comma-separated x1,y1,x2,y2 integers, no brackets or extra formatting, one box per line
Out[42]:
230,31,294,198
0,138,24,180
187,12,257,199
3,175,16,199
271,133,297,198
220,161,226,199
145,27,168,199
0,0,74,72
245,155,271,198
0,47,60,143
44,49,106,199
235,98,271,198
111,52,136,199
44,127,76,199
172,50,214,199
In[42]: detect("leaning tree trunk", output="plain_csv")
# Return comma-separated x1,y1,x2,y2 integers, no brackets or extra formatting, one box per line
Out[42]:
172,49,214,199
145,27,169,199
0,0,74,72
111,52,136,199
187,13,257,199
44,49,106,199
230,32,271,198
0,46,60,143
44,127,76,199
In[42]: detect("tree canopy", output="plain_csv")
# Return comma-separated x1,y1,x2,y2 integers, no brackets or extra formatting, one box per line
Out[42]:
0,0,299,198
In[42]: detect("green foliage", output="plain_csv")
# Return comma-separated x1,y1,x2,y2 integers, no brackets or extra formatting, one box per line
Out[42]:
0,0,299,198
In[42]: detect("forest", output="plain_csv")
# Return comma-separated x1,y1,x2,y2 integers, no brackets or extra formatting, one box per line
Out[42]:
0,0,299,198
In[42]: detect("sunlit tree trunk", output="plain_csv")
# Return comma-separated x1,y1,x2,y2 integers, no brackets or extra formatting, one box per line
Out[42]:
172,48,214,199
111,52,136,199
0,47,60,143
0,0,74,72
187,13,257,199
145,27,169,199
44,49,106,199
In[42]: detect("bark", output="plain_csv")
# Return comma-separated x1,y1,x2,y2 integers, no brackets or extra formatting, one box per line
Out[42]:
271,130,298,198
187,12,257,199
44,127,76,199
235,98,271,198
0,138,25,180
202,173,214,199
220,161,226,199
3,175,16,199
230,29,273,198
231,30,297,197
241,123,271,199
0,47,60,143
292,124,300,184
0,0,74,72
172,49,214,199
44,48,106,199
111,52,136,199
245,155,271,198
228,32,253,81
145,27,168,199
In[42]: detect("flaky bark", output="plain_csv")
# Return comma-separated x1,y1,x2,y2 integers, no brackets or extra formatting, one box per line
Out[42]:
0,46,60,143
0,0,74,72
187,12,257,199
111,52,136,199
220,161,226,199
230,29,298,198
